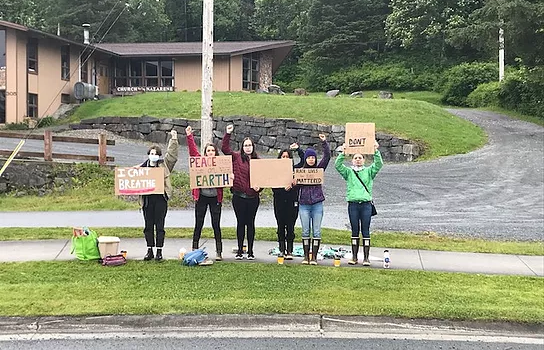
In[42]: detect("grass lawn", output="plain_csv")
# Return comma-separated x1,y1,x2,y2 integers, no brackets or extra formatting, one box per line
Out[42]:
1,227,542,256
0,260,541,322
68,91,486,160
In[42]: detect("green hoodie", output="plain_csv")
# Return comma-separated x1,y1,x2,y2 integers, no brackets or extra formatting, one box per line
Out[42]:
335,151,383,202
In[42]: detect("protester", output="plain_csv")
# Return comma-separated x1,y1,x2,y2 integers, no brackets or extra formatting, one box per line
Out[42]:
222,124,261,260
298,134,330,265
140,129,179,261
335,140,382,266
186,126,224,261
272,143,304,259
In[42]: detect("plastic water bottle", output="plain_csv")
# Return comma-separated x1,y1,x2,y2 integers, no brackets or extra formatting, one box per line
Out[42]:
383,250,390,269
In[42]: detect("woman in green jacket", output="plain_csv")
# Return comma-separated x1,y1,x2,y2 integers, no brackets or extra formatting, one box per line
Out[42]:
335,140,382,266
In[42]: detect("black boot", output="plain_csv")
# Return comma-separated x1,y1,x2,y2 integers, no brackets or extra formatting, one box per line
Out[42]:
278,240,286,257
310,239,320,265
349,237,360,265
143,248,154,261
155,248,163,261
302,238,310,264
285,240,294,260
362,238,371,266
192,241,199,251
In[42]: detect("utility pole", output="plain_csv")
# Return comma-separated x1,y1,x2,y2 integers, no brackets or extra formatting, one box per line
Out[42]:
499,27,505,81
201,0,214,146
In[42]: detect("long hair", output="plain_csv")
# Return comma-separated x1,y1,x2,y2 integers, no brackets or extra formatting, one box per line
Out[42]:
240,137,258,162
277,149,292,159
203,143,220,156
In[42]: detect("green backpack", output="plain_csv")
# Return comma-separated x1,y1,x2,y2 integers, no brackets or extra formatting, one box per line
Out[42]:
71,228,101,261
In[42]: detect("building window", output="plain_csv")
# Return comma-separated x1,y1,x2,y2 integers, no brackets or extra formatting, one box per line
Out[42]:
61,93,71,104
243,53,260,91
28,93,38,118
114,59,174,88
27,39,38,73
61,45,70,80
80,56,88,83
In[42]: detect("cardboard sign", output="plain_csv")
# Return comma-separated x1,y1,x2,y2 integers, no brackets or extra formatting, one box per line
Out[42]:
294,168,324,185
115,167,164,195
250,158,293,188
189,156,234,189
344,123,375,155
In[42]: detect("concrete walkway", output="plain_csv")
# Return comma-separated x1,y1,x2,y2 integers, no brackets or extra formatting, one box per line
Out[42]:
0,237,542,277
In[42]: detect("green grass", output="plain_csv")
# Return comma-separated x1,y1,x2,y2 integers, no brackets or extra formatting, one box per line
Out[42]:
0,260,541,322
68,91,486,160
1,227,542,256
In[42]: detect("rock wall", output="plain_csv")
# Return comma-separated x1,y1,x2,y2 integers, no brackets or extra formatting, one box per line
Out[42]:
0,160,75,194
70,116,422,162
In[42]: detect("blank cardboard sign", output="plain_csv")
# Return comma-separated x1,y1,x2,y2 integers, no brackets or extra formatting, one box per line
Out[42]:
345,123,375,155
189,156,234,189
250,158,293,188
115,167,164,195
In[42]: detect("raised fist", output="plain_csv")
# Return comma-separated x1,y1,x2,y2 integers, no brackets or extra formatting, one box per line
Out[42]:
226,125,234,134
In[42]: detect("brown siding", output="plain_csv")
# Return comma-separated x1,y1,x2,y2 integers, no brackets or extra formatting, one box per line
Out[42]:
230,55,242,91
5,28,18,123
175,56,237,91
15,32,27,123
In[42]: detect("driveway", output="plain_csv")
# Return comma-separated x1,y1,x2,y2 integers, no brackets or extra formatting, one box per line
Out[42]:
1,109,543,240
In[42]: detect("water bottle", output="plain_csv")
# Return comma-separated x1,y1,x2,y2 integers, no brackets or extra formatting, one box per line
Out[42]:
383,250,390,269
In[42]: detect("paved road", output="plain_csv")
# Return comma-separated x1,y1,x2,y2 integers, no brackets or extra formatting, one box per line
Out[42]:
1,109,543,240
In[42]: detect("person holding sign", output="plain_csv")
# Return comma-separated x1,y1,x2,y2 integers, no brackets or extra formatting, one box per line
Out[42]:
335,140,382,266
186,126,225,261
298,134,330,265
222,125,262,260
272,144,305,259
140,129,179,261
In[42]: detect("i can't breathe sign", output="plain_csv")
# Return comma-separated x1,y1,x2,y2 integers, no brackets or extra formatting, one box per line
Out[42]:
115,167,165,195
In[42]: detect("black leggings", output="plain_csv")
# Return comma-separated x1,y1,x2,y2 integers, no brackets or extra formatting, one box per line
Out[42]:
192,195,222,253
232,194,260,255
142,194,168,248
273,198,298,245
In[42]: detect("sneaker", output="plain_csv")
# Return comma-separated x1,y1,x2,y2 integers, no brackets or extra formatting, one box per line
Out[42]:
235,254,243,260
301,259,309,265
362,259,371,266
285,253,293,260
215,254,223,261
310,260,318,266
348,259,358,265
247,254,255,260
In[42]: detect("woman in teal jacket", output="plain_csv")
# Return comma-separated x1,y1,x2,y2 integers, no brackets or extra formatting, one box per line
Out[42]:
335,140,382,266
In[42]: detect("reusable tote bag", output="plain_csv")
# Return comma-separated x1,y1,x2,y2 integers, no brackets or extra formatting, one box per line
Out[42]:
71,228,101,260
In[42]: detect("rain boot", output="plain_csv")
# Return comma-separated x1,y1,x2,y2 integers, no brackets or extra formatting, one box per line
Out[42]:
362,238,371,266
310,239,320,265
349,237,359,265
302,238,310,265
155,248,163,261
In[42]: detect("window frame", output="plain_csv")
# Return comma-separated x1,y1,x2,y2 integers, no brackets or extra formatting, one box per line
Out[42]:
27,39,38,74
242,53,260,91
28,93,38,119
61,45,70,81
114,59,174,88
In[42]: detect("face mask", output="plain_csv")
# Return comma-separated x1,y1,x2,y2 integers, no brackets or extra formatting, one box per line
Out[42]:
148,154,160,163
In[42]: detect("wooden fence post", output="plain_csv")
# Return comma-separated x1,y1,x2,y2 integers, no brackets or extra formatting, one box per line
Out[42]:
44,130,53,161
98,133,107,165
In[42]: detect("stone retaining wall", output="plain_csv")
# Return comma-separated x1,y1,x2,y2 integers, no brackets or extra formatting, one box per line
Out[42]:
0,160,75,194
71,116,422,162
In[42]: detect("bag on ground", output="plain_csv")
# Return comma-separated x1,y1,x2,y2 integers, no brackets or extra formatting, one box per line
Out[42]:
182,249,208,266
102,254,127,266
70,227,101,260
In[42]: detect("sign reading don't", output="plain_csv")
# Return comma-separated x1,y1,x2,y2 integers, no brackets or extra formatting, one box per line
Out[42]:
115,167,164,195
345,123,375,155
189,156,233,189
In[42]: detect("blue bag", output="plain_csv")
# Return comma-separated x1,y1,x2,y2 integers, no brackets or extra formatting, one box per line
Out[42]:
182,249,208,266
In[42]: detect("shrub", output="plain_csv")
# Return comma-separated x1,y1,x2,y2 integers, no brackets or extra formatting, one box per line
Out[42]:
440,62,498,106
467,81,501,107
36,116,55,128
4,122,29,130
499,66,544,119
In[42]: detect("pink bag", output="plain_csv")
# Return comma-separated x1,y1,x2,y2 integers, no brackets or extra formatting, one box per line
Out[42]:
101,254,126,266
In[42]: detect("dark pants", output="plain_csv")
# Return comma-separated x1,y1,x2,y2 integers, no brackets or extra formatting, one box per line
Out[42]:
143,194,168,247
192,195,222,253
274,198,298,249
348,201,372,239
232,194,260,255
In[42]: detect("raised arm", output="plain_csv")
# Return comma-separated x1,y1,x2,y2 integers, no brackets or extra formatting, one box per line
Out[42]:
291,143,305,168
369,140,383,178
335,146,350,180
164,130,179,172
221,125,235,155
186,126,201,157
317,134,331,169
